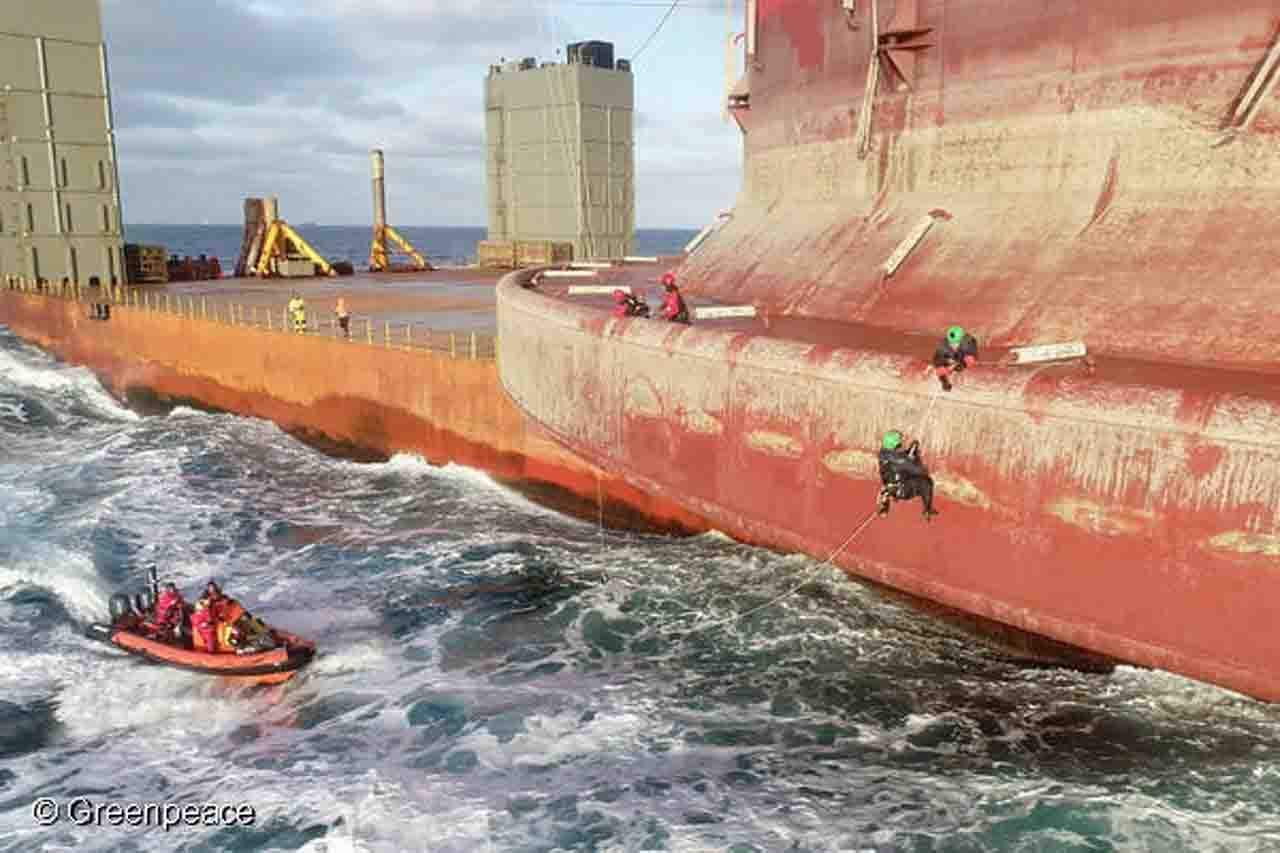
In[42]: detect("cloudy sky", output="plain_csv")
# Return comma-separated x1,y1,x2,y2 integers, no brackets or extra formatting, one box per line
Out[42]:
102,0,743,229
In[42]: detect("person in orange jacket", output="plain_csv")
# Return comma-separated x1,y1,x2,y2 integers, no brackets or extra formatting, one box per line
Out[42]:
145,582,187,643
190,598,216,651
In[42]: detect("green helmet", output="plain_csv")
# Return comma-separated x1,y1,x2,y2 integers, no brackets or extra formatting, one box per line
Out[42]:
947,326,965,346
882,430,903,451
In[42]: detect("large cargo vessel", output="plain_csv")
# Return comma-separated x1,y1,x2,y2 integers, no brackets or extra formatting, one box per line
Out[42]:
497,3,1280,699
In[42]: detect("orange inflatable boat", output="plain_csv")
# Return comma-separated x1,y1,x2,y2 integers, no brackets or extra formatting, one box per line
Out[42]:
86,585,316,686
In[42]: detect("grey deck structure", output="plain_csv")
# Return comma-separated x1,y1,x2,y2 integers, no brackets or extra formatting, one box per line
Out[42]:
0,0,124,284
485,46,635,260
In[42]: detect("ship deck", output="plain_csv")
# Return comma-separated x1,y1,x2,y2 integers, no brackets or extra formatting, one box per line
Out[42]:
139,264,1280,404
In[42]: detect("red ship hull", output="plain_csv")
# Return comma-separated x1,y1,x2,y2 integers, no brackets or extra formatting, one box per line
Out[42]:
496,2,1280,699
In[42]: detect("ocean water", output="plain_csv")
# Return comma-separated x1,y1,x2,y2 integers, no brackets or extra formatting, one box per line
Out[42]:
121,225,698,271
3,327,1280,852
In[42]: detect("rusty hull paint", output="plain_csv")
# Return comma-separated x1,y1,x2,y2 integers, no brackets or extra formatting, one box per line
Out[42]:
696,1,1280,369
0,292,709,535
497,271,1280,701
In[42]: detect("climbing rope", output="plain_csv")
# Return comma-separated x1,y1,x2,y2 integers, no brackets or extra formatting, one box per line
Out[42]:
913,381,942,447
668,508,881,639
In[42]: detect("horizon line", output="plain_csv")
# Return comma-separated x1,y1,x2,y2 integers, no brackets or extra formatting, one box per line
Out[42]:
122,223,704,231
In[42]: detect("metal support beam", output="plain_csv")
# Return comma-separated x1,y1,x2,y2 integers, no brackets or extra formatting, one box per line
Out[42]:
99,43,123,238
368,149,429,272
34,37,63,235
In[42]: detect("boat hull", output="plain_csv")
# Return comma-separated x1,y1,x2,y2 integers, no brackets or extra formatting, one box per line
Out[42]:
86,622,316,686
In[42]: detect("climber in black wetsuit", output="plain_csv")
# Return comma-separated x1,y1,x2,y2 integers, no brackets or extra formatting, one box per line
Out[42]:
877,430,938,521
932,325,979,391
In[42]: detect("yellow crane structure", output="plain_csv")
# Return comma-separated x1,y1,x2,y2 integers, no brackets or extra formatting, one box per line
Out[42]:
255,217,336,277
368,149,431,272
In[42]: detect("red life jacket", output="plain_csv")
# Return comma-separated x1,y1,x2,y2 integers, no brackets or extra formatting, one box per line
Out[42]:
190,607,216,651
152,590,184,628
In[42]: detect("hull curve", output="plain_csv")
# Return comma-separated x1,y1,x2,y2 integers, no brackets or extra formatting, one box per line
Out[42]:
496,269,1280,701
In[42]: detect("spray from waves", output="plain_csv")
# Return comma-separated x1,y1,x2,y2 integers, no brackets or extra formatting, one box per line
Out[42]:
0,547,111,623
53,663,271,744
341,455,599,531
166,405,210,419
0,344,138,422
0,398,29,422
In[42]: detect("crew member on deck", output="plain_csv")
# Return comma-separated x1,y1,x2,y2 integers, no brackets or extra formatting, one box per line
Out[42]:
288,293,307,334
659,273,690,325
613,289,649,318
932,326,979,391
335,296,350,338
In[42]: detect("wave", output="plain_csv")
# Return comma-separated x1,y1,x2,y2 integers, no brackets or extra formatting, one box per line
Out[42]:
0,346,138,423
0,550,111,624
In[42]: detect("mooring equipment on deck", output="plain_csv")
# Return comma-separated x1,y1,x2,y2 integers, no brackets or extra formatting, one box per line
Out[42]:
368,150,431,273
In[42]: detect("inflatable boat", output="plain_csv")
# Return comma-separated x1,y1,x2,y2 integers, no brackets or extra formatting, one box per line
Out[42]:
86,577,316,686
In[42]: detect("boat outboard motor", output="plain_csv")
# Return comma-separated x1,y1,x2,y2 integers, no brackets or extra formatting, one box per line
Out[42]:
108,593,133,623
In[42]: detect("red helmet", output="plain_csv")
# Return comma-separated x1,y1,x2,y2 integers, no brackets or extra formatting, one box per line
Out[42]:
660,272,676,287
613,289,627,303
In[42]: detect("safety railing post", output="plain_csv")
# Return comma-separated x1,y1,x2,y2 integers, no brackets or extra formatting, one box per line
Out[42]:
450,332,457,359
470,332,477,360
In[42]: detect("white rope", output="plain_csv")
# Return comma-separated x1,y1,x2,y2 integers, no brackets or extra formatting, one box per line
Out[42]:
913,381,942,447
668,508,880,638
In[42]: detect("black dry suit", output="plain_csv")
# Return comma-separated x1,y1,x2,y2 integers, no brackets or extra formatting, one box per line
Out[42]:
877,443,937,516
624,294,650,317
931,334,979,371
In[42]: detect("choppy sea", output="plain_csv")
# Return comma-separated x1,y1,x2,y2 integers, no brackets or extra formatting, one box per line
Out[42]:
4,292,1280,849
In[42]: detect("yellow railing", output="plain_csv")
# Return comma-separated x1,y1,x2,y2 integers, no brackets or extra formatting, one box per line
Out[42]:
1,275,498,361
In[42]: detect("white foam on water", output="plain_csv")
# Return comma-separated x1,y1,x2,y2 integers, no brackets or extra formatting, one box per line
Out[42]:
0,645,89,702
0,484,54,523
310,637,395,677
289,771,502,853
166,405,209,419
458,704,660,773
356,457,599,530
54,662,264,742
0,398,28,422
0,549,110,623
1107,665,1269,720
0,347,138,422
